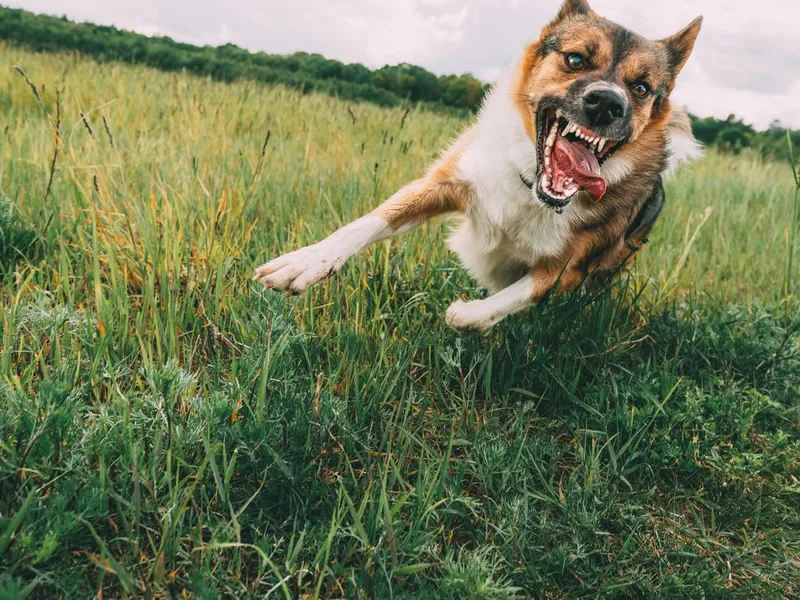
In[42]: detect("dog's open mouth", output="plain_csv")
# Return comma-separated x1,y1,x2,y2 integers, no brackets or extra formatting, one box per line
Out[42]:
532,106,627,209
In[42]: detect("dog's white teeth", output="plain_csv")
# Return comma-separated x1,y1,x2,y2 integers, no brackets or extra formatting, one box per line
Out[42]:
597,138,606,152
545,156,551,166
544,146,552,156
556,108,563,118
547,120,559,146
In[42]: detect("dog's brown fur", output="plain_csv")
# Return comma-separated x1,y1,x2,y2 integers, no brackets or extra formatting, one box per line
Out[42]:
371,128,477,230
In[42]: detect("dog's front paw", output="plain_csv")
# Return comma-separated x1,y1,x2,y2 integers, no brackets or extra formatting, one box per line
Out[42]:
254,244,339,294
446,299,496,331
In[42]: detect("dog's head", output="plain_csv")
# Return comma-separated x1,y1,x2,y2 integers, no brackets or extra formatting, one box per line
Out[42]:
514,0,702,209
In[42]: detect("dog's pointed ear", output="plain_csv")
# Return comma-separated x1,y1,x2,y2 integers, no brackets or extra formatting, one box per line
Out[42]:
660,16,703,79
548,0,592,28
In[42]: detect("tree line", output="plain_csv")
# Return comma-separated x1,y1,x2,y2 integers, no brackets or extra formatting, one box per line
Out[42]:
0,6,797,161
0,6,486,115
690,114,800,164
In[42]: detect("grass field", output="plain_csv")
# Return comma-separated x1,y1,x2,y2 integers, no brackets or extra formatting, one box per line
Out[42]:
1,44,799,598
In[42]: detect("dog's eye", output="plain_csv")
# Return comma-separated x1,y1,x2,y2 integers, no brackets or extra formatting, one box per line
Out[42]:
565,54,585,70
631,82,651,98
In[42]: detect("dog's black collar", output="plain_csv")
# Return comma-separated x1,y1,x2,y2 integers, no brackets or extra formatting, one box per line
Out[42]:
520,172,535,189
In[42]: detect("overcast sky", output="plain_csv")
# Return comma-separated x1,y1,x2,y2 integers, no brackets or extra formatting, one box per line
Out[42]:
7,0,800,129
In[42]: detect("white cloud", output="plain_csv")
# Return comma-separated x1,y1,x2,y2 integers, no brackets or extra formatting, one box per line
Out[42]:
5,0,799,129
439,7,469,29
342,17,368,29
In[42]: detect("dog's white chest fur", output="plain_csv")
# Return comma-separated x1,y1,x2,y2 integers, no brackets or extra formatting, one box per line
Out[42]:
448,74,578,292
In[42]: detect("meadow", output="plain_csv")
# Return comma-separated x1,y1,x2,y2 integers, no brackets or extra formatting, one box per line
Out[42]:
0,44,799,598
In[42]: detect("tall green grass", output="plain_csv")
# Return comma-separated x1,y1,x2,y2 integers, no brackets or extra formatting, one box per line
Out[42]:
1,45,798,598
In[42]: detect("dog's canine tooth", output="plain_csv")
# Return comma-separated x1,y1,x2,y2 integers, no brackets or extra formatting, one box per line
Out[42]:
597,138,606,152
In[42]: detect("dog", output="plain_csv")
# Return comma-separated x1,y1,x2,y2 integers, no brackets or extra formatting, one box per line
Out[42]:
254,0,703,331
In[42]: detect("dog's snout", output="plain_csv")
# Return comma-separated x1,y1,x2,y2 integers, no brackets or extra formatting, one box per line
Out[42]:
583,89,626,128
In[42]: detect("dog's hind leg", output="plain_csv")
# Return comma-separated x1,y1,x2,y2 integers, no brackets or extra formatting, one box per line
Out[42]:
254,175,473,294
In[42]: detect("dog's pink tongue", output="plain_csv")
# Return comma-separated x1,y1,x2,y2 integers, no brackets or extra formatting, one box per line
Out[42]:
554,136,607,201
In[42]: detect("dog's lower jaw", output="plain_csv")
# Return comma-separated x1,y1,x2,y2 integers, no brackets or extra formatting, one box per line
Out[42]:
521,172,571,212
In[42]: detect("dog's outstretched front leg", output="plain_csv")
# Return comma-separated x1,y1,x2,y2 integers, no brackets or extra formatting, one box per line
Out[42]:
253,213,392,294
254,176,472,294
446,265,583,331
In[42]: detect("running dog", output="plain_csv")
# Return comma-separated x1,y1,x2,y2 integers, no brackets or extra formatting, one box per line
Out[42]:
254,0,703,330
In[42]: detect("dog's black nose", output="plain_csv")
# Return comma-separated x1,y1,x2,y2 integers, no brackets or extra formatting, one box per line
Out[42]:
583,89,626,128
